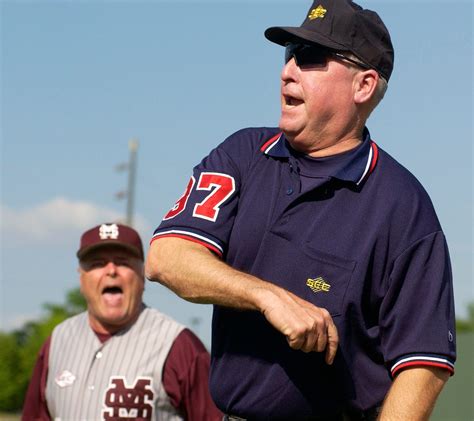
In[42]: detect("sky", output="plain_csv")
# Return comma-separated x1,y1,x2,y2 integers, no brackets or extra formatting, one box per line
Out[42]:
1,0,472,348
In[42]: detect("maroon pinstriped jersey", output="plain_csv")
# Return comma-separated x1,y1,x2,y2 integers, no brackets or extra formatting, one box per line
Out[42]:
23,306,222,421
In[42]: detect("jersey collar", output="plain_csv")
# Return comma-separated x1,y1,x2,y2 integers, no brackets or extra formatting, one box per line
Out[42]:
260,132,289,157
260,128,378,185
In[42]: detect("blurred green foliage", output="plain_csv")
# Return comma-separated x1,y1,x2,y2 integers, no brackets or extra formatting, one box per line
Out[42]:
0,288,86,412
456,302,474,333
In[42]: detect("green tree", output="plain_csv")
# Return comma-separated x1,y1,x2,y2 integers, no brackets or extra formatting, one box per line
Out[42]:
0,287,87,412
65,288,87,314
0,333,24,411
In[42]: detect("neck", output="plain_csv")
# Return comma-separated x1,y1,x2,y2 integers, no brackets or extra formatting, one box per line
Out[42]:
87,305,144,335
305,135,363,157
283,113,366,157
285,125,365,158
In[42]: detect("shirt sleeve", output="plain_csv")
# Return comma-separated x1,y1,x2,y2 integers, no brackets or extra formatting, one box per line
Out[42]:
151,129,260,258
379,231,456,377
22,336,51,421
162,329,222,421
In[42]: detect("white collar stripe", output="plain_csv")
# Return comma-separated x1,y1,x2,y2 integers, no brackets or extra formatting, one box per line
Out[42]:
356,144,373,186
391,356,454,371
153,230,223,253
264,136,282,154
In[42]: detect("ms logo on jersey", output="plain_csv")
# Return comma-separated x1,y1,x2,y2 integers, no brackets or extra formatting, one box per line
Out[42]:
102,376,155,421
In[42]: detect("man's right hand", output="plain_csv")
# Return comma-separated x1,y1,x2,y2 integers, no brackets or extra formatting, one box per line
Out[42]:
257,286,338,364
146,237,339,364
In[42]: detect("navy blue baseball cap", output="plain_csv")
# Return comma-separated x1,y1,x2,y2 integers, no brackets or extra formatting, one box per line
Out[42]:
265,0,394,81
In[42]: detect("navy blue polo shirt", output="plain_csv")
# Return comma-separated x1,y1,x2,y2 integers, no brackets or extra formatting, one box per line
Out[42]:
152,127,456,419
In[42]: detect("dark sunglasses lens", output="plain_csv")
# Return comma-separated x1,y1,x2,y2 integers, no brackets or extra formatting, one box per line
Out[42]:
285,44,328,66
285,44,299,64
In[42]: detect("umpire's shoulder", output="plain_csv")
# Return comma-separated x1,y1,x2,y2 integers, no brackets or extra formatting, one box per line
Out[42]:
376,146,434,201
374,146,442,235
219,126,281,157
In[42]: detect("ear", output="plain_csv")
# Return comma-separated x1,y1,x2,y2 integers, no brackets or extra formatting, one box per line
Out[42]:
78,266,85,292
353,69,379,105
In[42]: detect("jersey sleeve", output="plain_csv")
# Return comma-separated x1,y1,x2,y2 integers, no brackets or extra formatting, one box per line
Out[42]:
162,329,222,421
21,336,51,421
152,129,257,257
379,231,456,377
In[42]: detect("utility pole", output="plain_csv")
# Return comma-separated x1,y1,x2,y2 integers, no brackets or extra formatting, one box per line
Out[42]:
126,139,139,226
115,138,139,227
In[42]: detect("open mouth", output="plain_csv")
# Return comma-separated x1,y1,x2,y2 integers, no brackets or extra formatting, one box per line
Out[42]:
284,95,303,106
102,286,123,295
102,286,124,306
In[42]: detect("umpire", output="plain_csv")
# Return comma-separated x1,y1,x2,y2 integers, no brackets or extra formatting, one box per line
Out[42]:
146,1,456,420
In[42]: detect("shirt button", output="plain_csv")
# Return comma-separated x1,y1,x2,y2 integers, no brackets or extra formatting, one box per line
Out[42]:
96,351,103,359
286,187,293,195
88,385,95,391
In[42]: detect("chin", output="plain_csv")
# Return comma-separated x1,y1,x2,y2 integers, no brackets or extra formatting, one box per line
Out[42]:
279,126,298,142
102,312,128,325
279,119,300,137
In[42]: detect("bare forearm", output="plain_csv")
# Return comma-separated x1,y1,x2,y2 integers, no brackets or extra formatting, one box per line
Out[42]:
145,237,274,310
145,237,338,361
379,367,450,421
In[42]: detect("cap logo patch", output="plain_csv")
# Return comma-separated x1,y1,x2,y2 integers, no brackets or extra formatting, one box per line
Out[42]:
308,5,327,20
306,277,331,293
99,223,119,240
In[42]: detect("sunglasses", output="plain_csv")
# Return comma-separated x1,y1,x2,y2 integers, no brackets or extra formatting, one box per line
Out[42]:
285,43,371,71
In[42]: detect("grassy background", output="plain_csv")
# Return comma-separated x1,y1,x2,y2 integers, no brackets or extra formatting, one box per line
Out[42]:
432,332,474,421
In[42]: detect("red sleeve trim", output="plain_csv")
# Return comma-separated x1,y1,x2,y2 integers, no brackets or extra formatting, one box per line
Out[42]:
391,361,455,378
150,233,223,257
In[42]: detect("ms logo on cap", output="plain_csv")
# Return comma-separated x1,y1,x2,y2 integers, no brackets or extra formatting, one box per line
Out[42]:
308,4,327,20
99,223,119,240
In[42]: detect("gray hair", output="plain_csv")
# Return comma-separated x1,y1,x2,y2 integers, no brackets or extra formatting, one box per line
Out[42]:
372,75,388,108
344,53,388,113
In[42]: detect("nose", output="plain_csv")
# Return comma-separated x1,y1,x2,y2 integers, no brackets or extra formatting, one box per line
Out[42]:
281,57,298,83
104,261,118,277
